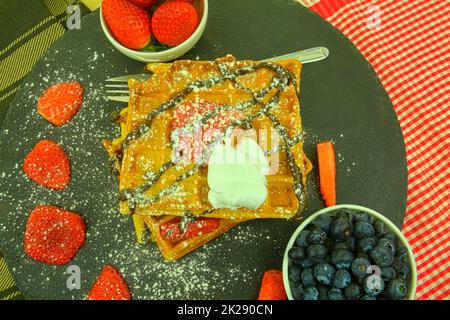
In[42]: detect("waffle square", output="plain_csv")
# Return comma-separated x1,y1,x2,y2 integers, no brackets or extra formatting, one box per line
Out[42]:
109,55,311,221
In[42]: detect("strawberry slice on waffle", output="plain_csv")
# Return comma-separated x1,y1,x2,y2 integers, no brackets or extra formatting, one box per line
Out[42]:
171,99,244,164
160,217,221,242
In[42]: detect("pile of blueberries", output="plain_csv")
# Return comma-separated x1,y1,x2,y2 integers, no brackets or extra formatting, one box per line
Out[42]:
287,209,412,300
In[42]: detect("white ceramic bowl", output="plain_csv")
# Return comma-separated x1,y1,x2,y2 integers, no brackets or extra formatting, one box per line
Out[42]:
282,204,417,300
100,0,208,62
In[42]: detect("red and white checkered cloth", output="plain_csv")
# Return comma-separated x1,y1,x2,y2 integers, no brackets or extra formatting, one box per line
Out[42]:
298,0,449,300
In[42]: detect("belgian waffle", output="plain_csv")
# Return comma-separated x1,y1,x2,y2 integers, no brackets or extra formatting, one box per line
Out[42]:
107,55,311,221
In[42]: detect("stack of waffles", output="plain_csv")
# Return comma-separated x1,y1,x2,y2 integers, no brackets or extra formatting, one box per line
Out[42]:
103,55,312,261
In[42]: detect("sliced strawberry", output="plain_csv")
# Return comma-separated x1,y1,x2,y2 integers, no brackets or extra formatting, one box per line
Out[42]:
172,100,244,163
151,1,198,46
258,270,287,300
23,140,71,190
173,100,243,137
102,0,151,50
24,205,86,265
160,217,221,241
37,82,83,126
87,266,131,300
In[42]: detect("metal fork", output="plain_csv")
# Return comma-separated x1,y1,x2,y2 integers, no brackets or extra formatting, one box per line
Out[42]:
105,47,329,102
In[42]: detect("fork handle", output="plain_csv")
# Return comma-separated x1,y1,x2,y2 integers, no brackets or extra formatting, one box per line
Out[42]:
262,47,329,64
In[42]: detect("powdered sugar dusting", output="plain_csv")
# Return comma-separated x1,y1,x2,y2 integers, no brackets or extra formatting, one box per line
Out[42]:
0,33,292,299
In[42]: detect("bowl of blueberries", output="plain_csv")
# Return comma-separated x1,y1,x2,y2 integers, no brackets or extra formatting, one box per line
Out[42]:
283,204,417,300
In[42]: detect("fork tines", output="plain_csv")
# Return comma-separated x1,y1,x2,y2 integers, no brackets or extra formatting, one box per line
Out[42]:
105,73,152,102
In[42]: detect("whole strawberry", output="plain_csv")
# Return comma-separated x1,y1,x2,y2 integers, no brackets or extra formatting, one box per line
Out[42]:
37,82,83,126
165,0,194,3
102,0,151,50
23,140,71,190
25,205,86,265
87,266,131,300
128,0,157,8
151,1,198,46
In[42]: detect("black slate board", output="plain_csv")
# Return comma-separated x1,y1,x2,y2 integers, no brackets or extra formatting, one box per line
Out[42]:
0,0,407,299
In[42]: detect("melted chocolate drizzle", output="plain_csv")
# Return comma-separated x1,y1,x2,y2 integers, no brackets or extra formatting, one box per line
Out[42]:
116,59,307,215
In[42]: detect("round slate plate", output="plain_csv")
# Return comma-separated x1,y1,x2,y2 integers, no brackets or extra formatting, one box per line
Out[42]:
0,0,407,300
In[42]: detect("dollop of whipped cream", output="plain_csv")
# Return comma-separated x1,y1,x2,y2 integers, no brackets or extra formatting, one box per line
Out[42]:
207,137,270,210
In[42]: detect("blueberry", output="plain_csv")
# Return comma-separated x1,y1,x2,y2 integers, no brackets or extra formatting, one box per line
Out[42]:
312,215,334,233
308,228,327,244
354,211,371,223
307,244,328,261
299,258,316,268
371,246,394,267
334,269,352,289
303,287,319,300
301,268,316,286
318,285,329,300
380,267,396,282
314,262,336,285
288,265,302,283
324,238,335,252
361,295,376,300
336,209,354,221
355,252,369,260
331,249,354,269
373,220,387,236
291,284,305,300
363,276,385,296
330,217,353,241
288,247,306,261
314,257,331,265
351,258,371,278
333,242,348,251
328,288,345,300
292,259,303,267
392,258,411,280
334,237,355,252
344,283,362,300
356,237,376,254
385,278,408,300
347,237,356,252
396,246,408,262
378,238,396,255
296,230,310,247
353,221,375,239
383,232,398,244
354,276,366,287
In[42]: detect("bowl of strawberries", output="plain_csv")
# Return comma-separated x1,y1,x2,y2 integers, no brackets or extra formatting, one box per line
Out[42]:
100,0,208,62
